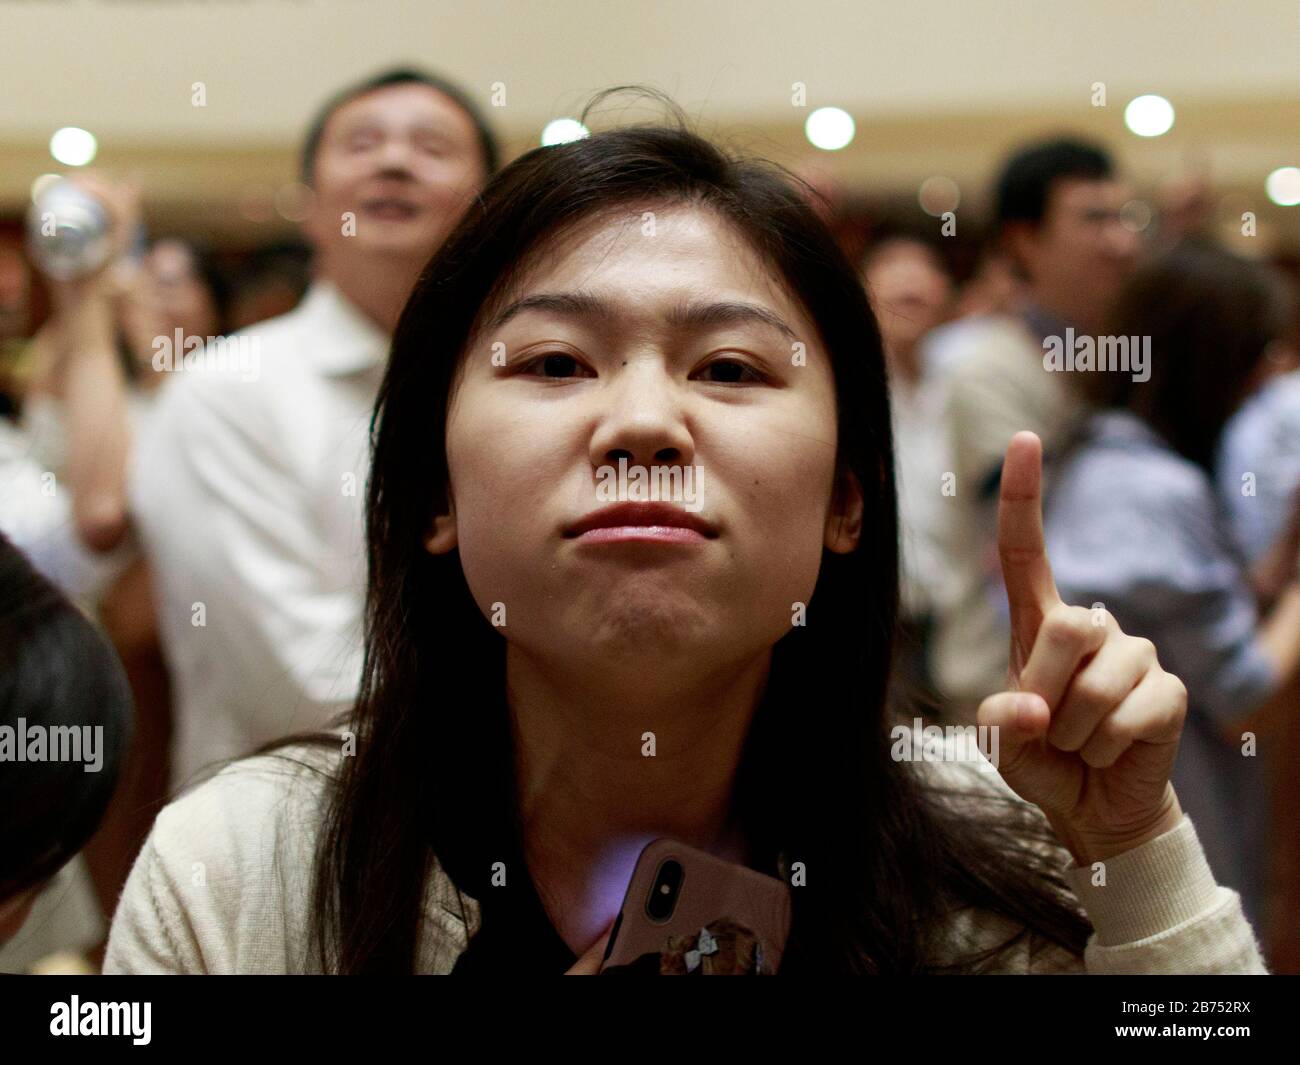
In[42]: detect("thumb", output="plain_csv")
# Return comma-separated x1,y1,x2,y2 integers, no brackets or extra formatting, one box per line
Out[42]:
564,927,613,975
976,691,1077,812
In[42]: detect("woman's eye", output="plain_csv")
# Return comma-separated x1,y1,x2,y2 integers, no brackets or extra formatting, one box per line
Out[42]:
520,353,592,379
696,358,764,384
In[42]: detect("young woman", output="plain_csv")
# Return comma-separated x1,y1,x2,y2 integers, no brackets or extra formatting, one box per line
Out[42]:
1043,240,1299,938
105,99,1264,975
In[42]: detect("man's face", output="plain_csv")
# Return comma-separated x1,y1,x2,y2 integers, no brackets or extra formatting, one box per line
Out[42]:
1016,178,1142,326
302,82,486,263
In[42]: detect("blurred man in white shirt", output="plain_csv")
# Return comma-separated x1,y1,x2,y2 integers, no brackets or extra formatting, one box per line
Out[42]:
930,138,1141,721
132,69,499,789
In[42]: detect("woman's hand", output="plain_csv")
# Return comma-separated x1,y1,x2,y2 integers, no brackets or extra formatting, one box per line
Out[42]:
45,171,142,313
977,432,1188,866
32,171,141,554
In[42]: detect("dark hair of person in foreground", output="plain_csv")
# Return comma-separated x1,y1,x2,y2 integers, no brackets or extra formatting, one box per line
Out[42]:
0,534,133,911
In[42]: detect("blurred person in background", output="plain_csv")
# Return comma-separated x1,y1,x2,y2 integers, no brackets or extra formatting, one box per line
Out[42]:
861,235,954,694
930,137,1142,722
224,239,311,332
12,178,234,941
118,237,230,391
0,533,132,972
87,235,230,929
17,174,141,565
1215,281,1300,969
916,248,1024,395
1217,322,1300,566
130,67,500,795
1042,241,1298,941
0,244,34,417
0,229,132,606
950,248,1021,322
22,228,231,504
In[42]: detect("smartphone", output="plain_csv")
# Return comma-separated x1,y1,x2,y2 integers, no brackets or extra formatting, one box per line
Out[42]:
598,838,792,975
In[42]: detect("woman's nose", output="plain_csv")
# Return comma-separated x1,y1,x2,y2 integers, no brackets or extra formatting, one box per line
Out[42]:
590,363,696,470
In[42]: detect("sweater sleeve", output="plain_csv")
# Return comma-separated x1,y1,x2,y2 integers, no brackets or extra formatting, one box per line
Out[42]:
919,733,1269,974
1059,815,1268,974
103,749,334,975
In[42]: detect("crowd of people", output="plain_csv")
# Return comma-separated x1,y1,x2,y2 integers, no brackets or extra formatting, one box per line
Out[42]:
0,67,1296,975
873,146,1299,953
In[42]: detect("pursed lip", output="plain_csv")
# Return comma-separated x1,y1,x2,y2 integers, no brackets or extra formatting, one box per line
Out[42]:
563,502,718,539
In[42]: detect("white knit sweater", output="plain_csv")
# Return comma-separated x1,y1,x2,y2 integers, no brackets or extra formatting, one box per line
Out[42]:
103,736,1269,975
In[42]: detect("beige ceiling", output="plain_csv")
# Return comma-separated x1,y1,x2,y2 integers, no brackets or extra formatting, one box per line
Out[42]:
2,0,1298,246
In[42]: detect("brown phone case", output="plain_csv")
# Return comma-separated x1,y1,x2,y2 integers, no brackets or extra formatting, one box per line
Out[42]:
598,837,791,975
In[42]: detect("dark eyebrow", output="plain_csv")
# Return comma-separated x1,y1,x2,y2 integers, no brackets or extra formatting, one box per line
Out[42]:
485,291,797,341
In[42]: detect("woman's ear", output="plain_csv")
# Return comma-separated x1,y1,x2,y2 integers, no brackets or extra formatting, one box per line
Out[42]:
824,469,864,554
424,500,458,555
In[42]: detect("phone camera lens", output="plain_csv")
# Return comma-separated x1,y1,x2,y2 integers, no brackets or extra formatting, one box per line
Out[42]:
646,859,683,921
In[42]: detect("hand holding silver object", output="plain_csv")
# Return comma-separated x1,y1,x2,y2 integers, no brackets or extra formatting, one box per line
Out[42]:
26,179,114,281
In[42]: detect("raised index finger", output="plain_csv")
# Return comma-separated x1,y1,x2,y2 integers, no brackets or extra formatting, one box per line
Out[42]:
998,431,1061,650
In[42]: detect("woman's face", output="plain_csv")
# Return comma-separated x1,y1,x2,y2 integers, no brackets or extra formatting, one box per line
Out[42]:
147,241,220,337
436,203,859,684
121,240,220,370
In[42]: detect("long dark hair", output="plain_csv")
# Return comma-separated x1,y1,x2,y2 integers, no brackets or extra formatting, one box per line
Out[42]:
274,90,1090,973
1080,239,1296,471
